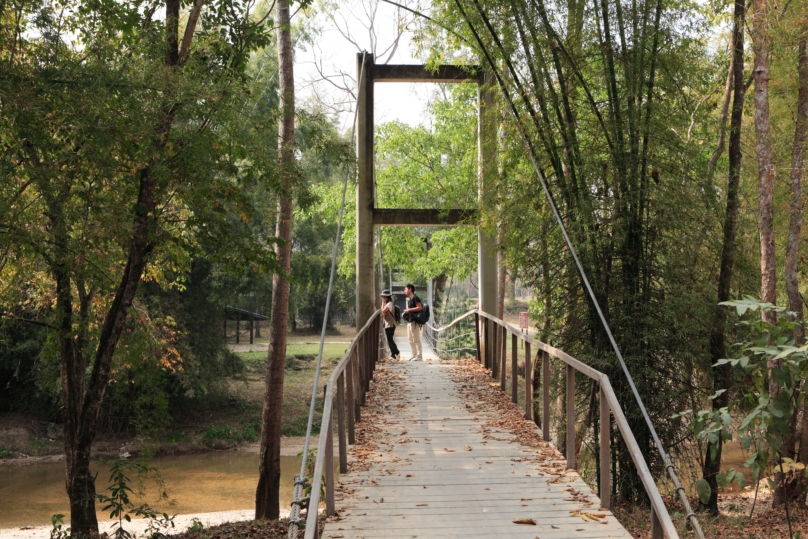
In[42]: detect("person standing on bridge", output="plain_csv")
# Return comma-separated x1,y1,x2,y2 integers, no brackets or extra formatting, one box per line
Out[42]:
381,290,400,361
403,284,423,361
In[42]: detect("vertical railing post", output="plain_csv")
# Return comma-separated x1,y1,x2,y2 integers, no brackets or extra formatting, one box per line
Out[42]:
511,333,518,403
474,313,482,363
542,351,550,442
324,386,335,517
650,506,663,539
372,318,378,372
483,317,489,368
367,326,372,375
491,321,499,379
337,372,348,472
599,384,611,510
363,331,370,393
352,347,362,420
346,352,356,442
524,342,532,420
500,325,506,391
566,364,576,469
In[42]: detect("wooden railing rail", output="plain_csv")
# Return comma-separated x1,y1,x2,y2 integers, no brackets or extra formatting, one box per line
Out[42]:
304,309,381,539
427,309,680,539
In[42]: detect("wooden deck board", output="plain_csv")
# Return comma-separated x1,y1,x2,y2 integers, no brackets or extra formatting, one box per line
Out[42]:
321,338,632,539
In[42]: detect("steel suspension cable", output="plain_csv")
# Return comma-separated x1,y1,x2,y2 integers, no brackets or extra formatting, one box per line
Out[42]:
449,2,704,536
287,57,366,539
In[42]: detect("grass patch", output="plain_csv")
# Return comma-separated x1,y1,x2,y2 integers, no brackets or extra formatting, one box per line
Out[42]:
200,423,261,447
230,344,347,437
237,343,349,363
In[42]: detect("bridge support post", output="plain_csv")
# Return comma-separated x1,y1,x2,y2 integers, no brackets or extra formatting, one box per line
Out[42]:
599,385,611,510
491,322,499,379
324,385,335,517
500,325,506,390
566,364,576,469
356,51,376,334
474,313,482,364
524,342,532,420
511,333,518,403
478,71,498,370
650,506,663,539
542,351,550,442
337,372,348,472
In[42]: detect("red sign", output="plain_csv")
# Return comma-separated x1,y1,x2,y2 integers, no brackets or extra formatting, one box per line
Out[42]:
519,312,529,329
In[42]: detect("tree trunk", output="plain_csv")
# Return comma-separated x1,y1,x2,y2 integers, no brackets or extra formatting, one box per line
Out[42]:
700,0,745,515
255,0,294,520
753,0,776,329
497,236,506,320
792,37,808,502
787,35,808,351
706,35,735,183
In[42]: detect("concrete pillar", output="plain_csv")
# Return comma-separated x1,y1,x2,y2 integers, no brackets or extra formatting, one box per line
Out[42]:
356,52,376,330
478,71,498,360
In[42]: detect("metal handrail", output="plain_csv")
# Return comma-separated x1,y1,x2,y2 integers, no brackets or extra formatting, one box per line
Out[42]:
305,307,694,539
303,309,380,539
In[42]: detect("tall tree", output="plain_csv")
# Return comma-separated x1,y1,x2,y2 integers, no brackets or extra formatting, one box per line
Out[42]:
256,0,296,520
0,0,273,533
753,0,776,328
787,36,808,353
701,0,746,515
792,35,808,482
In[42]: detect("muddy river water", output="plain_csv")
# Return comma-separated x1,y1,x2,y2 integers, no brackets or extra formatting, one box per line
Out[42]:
0,438,754,529
0,452,316,529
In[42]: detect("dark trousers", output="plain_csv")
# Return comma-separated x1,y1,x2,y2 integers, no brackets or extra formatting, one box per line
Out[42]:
385,326,400,357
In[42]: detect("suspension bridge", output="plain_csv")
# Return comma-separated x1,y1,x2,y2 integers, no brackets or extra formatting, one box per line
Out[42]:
287,53,703,539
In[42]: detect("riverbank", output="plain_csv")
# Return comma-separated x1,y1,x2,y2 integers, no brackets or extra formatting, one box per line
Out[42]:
0,434,318,468
0,328,350,466
0,510,268,539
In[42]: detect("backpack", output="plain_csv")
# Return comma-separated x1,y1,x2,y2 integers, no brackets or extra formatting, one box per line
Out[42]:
394,304,402,324
418,305,431,324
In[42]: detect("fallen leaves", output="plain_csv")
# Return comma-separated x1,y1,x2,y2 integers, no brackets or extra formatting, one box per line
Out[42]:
513,518,538,525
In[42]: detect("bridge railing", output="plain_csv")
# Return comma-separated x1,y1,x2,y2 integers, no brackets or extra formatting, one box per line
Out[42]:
304,307,687,539
303,309,381,539
428,309,682,539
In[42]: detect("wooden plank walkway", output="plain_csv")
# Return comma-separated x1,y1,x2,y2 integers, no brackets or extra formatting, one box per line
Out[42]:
322,337,633,539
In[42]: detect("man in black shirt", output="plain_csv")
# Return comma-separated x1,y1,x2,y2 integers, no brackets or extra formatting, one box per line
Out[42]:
402,284,423,361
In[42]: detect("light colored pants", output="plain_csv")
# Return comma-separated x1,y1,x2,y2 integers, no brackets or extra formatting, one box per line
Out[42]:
408,322,423,359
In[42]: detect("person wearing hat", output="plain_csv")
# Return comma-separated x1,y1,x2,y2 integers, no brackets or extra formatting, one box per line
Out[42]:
381,290,400,361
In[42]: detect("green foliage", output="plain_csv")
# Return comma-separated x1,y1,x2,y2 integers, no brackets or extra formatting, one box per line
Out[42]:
186,519,205,533
200,423,260,446
0,445,13,458
50,514,69,539
96,460,175,539
689,297,808,497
